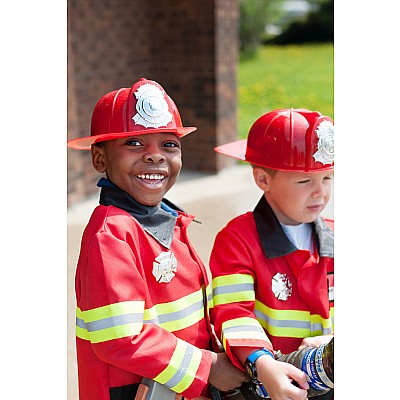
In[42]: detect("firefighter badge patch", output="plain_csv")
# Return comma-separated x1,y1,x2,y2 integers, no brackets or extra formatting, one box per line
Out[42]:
272,272,292,301
132,83,173,128
153,251,177,283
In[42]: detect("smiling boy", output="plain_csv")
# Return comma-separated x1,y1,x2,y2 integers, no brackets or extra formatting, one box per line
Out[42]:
67,78,246,400
91,132,182,207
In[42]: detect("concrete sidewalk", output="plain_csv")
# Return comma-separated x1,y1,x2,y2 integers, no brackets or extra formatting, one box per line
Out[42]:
67,164,334,400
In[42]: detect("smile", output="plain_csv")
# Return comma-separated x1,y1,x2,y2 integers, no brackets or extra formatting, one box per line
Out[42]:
136,173,166,181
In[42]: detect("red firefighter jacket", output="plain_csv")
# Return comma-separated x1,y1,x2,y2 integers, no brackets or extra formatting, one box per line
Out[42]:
75,180,214,400
210,196,334,369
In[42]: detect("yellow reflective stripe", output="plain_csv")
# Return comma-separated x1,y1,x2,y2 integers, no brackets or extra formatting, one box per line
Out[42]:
143,306,158,322
171,347,202,393
309,306,334,335
155,339,202,393
330,307,334,330
221,317,269,348
77,301,144,322
255,300,309,321
212,274,255,306
206,283,213,309
223,329,268,342
311,313,332,329
77,323,142,343
155,290,202,314
214,292,254,306
143,289,205,332
213,274,254,287
76,301,145,343
162,308,204,332
222,316,261,330
155,340,187,383
76,325,90,341
257,318,310,338
255,300,334,338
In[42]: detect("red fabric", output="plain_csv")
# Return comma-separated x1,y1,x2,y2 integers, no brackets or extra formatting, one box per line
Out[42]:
210,212,334,358
76,205,213,400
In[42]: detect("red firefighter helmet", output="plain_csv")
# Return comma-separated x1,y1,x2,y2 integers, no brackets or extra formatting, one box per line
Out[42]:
67,77,197,150
215,108,334,172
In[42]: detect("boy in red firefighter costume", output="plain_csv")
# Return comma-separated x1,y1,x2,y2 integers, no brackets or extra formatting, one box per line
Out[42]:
67,78,247,400
210,109,334,400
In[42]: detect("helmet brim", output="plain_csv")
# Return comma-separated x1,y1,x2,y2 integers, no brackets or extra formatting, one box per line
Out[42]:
215,138,334,172
214,139,247,162
67,127,197,150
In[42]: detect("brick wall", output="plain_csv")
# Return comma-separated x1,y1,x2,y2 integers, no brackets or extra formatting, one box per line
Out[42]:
67,0,238,205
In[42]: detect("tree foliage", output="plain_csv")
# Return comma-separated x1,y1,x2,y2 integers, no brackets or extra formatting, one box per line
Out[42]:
239,0,283,56
268,0,333,45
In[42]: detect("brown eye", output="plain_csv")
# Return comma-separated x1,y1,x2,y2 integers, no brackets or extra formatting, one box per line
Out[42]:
163,141,180,148
126,139,142,147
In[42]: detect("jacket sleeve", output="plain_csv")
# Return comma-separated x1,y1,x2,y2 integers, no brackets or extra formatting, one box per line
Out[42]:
76,230,212,399
209,226,274,369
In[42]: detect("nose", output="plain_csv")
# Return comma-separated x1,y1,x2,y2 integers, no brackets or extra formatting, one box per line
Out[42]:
312,181,327,199
143,146,165,164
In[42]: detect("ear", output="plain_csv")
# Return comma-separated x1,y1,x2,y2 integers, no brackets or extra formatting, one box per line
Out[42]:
253,167,272,192
91,145,107,173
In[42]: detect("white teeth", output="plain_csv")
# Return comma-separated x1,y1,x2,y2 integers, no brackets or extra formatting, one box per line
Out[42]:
137,174,165,180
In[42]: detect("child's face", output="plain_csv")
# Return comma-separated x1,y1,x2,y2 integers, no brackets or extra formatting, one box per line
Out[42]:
256,169,333,225
92,133,182,206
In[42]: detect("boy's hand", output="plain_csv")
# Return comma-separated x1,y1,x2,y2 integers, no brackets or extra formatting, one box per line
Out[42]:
208,352,248,392
298,334,333,350
256,355,309,400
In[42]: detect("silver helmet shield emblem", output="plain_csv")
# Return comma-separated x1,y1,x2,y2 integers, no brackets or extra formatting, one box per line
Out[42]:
133,83,173,128
313,120,334,165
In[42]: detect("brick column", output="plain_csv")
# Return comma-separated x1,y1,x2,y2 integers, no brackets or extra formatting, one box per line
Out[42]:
67,0,239,205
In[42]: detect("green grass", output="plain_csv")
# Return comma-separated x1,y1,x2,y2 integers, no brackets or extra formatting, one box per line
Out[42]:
238,43,334,139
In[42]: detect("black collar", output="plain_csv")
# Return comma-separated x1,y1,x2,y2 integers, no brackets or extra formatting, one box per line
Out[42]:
98,178,181,249
253,196,334,259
